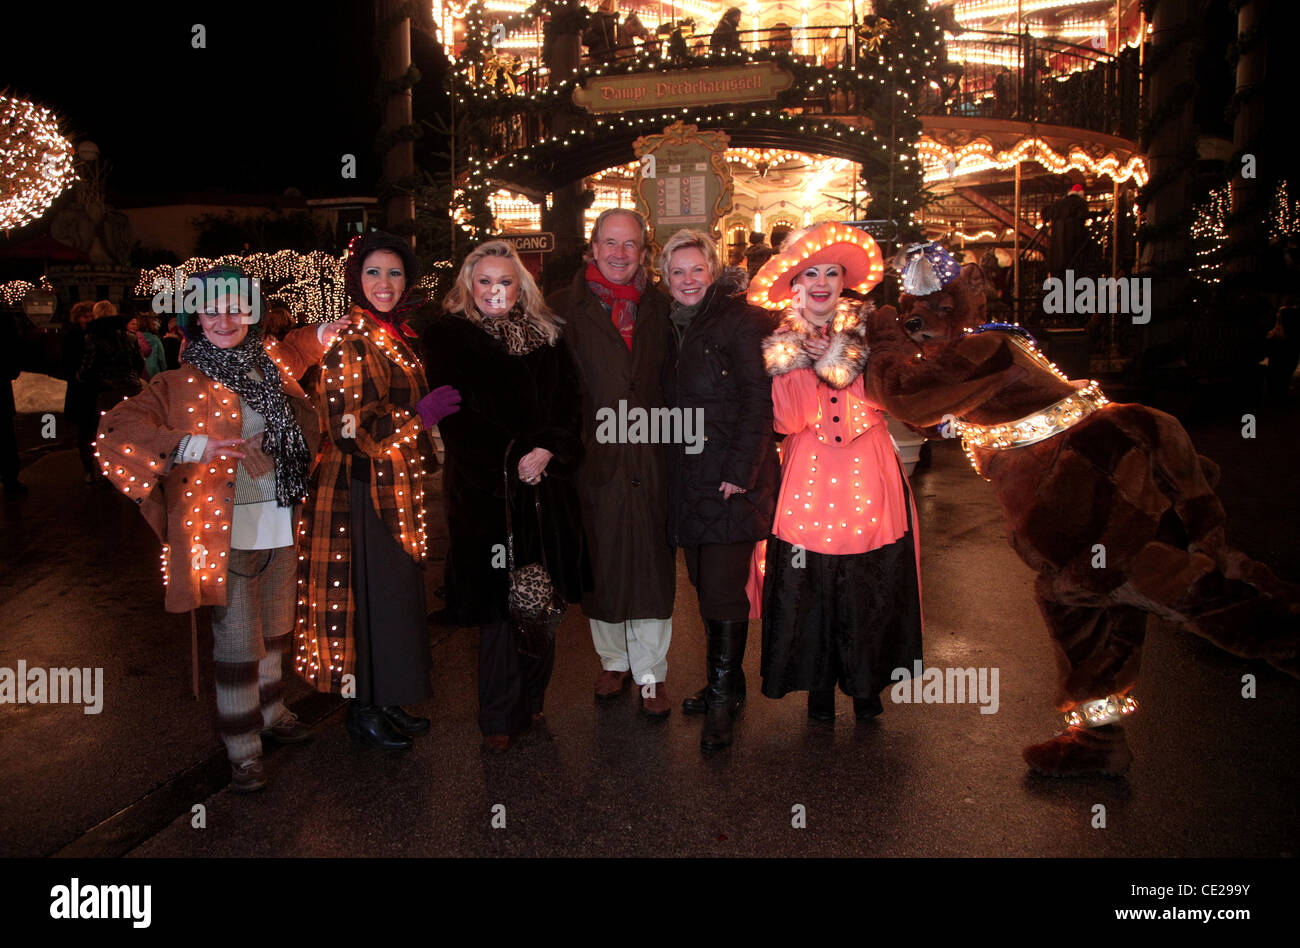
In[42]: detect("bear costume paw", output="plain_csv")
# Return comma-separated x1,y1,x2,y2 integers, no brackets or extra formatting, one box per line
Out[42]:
1023,725,1133,778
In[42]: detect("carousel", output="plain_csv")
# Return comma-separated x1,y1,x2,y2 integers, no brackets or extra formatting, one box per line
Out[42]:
436,0,1147,336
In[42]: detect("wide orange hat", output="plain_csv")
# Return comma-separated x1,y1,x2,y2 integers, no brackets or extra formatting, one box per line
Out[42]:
746,221,885,310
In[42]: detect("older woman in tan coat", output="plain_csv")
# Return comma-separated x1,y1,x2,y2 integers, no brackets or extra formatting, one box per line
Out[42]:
98,265,347,791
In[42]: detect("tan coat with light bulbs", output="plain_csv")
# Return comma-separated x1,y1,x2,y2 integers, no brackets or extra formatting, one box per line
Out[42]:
95,327,325,613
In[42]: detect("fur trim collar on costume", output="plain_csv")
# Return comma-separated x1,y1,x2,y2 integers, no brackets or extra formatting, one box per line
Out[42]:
762,298,872,389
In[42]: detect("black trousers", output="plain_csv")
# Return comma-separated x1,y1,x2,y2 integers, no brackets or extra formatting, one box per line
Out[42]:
682,541,754,622
478,617,554,736
349,477,433,707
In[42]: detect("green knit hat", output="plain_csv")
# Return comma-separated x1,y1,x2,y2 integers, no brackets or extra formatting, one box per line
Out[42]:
178,264,262,340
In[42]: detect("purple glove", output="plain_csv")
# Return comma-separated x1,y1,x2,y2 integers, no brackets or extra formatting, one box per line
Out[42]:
417,384,461,428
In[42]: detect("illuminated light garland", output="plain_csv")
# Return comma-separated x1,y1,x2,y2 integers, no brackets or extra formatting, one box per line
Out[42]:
949,0,1085,24
1269,179,1298,243
1190,183,1229,291
947,330,1109,477
131,250,437,323
0,276,55,306
1064,693,1138,729
942,227,1011,241
918,137,1149,187
0,94,77,232
952,379,1110,476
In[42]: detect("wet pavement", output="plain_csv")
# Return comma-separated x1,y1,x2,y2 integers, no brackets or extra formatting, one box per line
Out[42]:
1,399,1296,858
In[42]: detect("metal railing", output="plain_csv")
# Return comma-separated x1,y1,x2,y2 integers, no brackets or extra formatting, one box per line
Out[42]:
465,25,1139,142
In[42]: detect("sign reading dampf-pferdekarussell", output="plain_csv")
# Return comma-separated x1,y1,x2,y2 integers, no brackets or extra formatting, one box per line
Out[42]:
573,62,793,113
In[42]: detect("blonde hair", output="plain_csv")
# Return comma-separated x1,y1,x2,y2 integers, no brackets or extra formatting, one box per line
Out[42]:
92,300,118,319
658,229,720,283
444,240,562,344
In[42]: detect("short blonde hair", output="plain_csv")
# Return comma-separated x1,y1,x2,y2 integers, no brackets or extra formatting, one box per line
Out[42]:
658,229,720,282
92,300,118,319
443,240,562,345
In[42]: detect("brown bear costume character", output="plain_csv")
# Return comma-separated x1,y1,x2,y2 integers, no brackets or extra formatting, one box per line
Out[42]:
864,242,1299,778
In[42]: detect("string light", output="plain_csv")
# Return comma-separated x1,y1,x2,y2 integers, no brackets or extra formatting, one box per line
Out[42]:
0,276,55,306
0,94,77,232
134,250,442,323
947,332,1109,477
919,136,1149,187
1064,693,1138,728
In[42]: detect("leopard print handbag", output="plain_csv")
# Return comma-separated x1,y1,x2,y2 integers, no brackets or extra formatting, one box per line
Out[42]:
504,441,566,658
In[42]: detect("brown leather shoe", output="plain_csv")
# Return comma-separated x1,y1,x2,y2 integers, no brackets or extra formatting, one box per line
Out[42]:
639,680,670,717
594,669,631,700
482,735,510,753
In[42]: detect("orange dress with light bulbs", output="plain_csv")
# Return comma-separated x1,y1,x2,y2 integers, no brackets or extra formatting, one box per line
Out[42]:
754,300,924,700
769,369,910,555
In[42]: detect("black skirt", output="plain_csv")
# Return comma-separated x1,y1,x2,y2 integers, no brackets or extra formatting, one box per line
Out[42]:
760,488,923,700
349,477,433,707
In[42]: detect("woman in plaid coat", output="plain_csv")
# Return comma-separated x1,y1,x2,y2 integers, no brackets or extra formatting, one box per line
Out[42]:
295,232,461,751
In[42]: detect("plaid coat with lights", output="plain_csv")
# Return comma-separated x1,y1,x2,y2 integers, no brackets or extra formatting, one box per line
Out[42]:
294,315,433,694
95,328,326,613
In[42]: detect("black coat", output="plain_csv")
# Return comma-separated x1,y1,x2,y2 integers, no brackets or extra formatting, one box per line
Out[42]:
546,268,677,621
423,313,591,626
710,17,742,52
78,315,143,395
665,271,780,546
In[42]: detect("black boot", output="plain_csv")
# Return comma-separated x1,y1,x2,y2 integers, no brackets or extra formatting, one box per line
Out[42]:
685,617,748,714
808,689,836,721
381,705,430,734
345,701,413,750
853,695,883,720
701,619,749,751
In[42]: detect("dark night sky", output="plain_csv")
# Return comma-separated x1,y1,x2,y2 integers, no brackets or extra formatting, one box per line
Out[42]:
2,1,383,202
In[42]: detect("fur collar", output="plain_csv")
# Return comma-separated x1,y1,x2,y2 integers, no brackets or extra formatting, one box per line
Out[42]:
762,298,872,389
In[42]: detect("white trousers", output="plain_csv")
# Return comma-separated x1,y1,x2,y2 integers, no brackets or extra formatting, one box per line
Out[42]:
590,618,672,684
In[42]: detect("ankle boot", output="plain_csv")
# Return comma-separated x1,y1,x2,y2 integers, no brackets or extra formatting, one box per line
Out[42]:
345,701,413,751
380,705,430,734
701,619,749,751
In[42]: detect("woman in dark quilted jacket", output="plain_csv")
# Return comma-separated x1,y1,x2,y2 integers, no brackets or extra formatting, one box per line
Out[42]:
662,229,780,751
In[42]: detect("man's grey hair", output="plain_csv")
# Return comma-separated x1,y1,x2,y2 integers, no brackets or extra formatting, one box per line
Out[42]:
589,208,649,251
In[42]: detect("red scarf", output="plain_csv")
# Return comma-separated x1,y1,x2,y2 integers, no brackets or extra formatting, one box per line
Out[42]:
585,262,643,351
360,291,423,339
